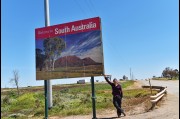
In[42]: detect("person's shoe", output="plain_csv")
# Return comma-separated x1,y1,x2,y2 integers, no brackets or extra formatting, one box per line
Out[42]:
122,112,126,116
118,114,121,118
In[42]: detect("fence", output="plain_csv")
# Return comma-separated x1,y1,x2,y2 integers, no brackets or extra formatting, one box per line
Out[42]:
142,85,167,109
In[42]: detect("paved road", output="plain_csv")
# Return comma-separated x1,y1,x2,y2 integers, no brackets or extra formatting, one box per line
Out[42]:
140,80,179,97
124,80,179,119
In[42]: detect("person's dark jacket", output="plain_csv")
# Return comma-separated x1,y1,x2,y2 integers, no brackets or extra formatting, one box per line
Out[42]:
105,77,123,98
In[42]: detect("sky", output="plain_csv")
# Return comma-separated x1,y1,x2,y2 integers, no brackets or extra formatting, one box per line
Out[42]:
36,30,103,62
59,30,103,62
1,0,179,88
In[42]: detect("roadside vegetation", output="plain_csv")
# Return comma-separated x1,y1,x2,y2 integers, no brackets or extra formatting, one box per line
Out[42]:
153,67,179,80
1,80,157,119
152,77,179,80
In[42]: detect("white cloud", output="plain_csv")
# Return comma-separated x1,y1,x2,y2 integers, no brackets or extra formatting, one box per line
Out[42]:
58,31,103,63
78,46,104,63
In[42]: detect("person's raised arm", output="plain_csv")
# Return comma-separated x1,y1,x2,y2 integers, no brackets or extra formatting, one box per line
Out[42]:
104,75,113,85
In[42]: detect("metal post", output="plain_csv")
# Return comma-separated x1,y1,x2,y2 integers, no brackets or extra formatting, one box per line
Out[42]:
44,80,48,119
44,0,50,26
44,0,52,118
44,0,53,109
91,76,96,119
149,78,152,95
47,80,53,108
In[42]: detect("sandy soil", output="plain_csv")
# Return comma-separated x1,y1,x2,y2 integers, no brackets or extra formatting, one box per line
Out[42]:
50,80,179,119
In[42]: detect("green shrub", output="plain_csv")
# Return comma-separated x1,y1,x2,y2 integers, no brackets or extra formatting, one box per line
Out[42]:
2,80,142,118
2,96,10,104
60,88,69,93
34,108,44,116
8,90,17,98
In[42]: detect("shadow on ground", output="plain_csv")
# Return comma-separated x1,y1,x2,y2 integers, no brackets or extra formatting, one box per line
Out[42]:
98,116,126,119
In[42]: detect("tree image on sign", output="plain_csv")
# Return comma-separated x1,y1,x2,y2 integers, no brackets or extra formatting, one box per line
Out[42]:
36,48,46,71
43,37,65,71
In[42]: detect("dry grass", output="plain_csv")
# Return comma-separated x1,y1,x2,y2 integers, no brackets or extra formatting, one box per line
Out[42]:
1,81,159,118
36,65,104,80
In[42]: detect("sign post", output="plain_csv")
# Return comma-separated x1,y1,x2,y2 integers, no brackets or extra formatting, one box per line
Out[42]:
91,76,96,119
44,80,48,119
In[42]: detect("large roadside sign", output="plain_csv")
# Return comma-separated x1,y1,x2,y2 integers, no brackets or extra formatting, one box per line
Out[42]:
35,17,104,80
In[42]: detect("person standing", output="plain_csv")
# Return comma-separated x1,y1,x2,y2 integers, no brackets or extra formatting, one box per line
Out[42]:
104,75,126,118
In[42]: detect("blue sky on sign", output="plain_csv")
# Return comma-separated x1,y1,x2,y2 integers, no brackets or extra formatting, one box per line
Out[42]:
60,30,102,62
36,30,103,62
2,0,179,88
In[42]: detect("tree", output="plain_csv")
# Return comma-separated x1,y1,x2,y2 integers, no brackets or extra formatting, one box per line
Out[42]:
43,37,65,71
36,48,46,71
123,75,128,80
10,70,20,96
173,69,179,78
123,75,126,80
162,67,179,79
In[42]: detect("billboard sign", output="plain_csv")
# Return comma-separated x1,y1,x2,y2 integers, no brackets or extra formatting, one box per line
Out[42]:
35,17,104,80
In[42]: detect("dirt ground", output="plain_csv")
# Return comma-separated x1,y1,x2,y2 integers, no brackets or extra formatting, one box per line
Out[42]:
50,80,179,119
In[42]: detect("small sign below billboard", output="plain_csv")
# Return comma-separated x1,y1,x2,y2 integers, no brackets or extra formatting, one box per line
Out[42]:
35,17,104,80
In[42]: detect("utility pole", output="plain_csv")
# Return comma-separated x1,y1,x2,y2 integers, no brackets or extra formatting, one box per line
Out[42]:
130,68,131,80
132,72,133,80
44,0,53,111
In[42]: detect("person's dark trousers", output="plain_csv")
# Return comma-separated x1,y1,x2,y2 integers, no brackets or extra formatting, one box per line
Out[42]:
113,95,124,116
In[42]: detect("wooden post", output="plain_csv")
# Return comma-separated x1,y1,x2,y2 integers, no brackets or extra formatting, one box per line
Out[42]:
149,78,152,95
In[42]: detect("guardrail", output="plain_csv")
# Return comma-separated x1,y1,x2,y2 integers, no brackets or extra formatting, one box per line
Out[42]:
142,85,167,109
142,86,164,90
